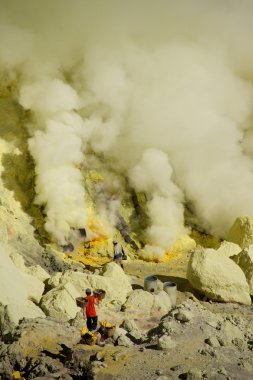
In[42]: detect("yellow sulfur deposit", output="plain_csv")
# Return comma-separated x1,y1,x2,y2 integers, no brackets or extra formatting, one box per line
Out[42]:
81,326,91,336
81,326,99,345
12,372,26,380
69,243,111,268
163,235,197,262
99,321,115,328
163,250,180,262
13,372,21,379
85,170,103,183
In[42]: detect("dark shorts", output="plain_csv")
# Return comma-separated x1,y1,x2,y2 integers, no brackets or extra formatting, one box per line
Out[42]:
86,316,98,331
114,253,123,260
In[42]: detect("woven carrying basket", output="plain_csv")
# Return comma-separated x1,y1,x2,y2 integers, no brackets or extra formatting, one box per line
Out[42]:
106,326,116,337
76,297,88,308
93,289,106,300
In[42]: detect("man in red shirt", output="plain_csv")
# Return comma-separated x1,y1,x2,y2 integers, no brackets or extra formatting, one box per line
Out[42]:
85,288,99,331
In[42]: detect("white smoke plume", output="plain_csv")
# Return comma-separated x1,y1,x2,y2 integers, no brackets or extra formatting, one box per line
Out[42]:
19,79,88,243
1,0,253,251
130,148,186,250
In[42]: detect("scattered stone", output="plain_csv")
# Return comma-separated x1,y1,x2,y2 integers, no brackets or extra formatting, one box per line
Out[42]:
198,347,216,357
205,336,220,348
162,321,177,334
232,338,248,351
157,335,176,350
219,320,244,346
94,351,105,361
218,367,228,376
170,365,181,371
112,351,127,361
92,360,107,368
174,310,192,323
206,320,218,329
117,334,133,347
113,327,127,341
186,368,202,380
121,319,142,340
153,291,172,316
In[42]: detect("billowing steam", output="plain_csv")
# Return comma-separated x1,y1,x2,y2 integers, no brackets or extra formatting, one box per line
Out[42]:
1,0,253,252
130,148,186,252
19,79,88,243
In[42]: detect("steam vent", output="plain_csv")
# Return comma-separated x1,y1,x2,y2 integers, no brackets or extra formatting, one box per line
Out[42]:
0,1,252,379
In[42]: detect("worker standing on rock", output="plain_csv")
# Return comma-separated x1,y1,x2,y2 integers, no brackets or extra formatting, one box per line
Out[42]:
85,288,99,331
113,240,126,269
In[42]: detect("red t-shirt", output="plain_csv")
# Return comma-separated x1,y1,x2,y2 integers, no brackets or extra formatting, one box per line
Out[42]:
85,295,99,317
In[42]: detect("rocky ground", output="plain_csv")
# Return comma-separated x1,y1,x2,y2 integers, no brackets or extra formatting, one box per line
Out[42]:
0,251,252,380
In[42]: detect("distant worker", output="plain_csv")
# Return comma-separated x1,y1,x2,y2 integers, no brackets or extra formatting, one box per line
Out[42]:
85,288,99,331
79,228,87,239
113,240,126,269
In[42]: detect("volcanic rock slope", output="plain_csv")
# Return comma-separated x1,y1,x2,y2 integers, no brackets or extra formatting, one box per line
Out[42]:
0,83,252,379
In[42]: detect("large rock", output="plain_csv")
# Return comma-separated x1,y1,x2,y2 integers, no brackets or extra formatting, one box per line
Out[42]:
124,289,154,314
4,317,81,362
219,320,244,346
231,246,253,295
0,300,45,335
228,216,253,249
10,251,50,282
8,251,47,303
40,282,80,321
153,291,172,315
48,262,133,308
117,334,133,347
216,241,241,258
187,247,251,305
0,243,29,305
157,335,176,350
123,289,172,316
20,272,45,304
121,319,142,340
0,188,44,267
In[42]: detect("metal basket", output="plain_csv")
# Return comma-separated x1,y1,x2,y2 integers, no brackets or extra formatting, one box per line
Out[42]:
76,297,88,308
